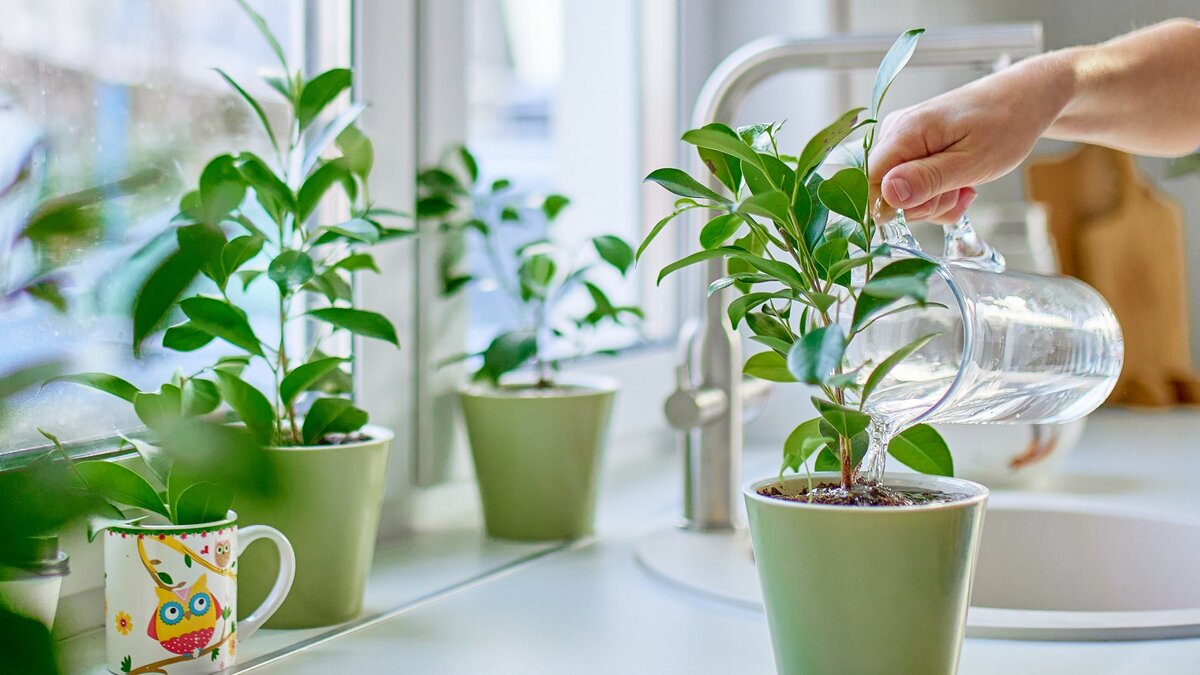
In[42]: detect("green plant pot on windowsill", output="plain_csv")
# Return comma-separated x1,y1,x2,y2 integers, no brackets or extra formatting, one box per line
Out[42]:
460,374,616,542
235,425,392,629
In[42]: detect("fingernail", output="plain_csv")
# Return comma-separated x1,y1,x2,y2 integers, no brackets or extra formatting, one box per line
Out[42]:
890,177,912,203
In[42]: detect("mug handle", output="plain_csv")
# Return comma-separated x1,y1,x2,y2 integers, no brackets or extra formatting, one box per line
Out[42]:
236,525,296,641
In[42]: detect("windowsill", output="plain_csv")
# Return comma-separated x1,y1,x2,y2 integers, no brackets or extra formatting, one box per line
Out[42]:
56,484,569,674
55,419,679,673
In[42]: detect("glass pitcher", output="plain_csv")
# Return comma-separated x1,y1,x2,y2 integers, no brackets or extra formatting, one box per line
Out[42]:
844,211,1124,478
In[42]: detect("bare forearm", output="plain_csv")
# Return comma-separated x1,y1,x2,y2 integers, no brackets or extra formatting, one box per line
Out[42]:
1046,19,1200,156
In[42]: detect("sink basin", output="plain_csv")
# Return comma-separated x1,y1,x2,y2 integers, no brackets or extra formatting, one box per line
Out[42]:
637,494,1200,640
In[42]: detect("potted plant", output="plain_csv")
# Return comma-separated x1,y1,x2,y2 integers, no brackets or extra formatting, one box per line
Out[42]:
420,147,641,541
640,30,988,674
52,0,410,628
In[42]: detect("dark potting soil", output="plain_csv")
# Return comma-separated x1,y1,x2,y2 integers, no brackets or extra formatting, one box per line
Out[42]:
759,482,963,507
317,432,371,445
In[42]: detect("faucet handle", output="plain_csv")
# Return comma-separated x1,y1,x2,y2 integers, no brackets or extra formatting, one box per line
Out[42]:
665,378,728,431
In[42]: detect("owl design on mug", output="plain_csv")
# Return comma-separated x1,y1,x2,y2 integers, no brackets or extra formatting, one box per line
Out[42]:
215,540,232,569
147,574,221,656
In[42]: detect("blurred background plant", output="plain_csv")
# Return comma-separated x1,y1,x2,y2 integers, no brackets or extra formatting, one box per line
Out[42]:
421,145,641,386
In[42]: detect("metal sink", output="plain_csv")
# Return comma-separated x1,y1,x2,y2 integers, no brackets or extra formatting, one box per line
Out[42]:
637,494,1200,640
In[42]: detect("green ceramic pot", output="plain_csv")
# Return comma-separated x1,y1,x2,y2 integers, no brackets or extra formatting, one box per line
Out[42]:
459,374,616,541
744,473,988,675
236,426,391,629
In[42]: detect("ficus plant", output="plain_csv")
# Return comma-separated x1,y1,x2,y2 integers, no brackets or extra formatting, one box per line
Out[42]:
51,0,411,447
640,29,953,493
419,146,642,387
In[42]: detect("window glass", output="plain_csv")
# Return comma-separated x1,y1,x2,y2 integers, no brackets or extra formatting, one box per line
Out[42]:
462,0,648,359
0,0,298,457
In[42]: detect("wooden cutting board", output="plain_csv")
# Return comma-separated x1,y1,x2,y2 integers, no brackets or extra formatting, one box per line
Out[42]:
1026,144,1200,407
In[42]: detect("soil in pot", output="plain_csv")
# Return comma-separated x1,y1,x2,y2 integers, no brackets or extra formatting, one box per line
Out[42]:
759,481,964,507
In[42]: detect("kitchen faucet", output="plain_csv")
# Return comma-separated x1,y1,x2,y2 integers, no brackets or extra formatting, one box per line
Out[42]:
664,24,1044,531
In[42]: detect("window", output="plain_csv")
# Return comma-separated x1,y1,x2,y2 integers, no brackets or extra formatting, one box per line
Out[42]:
460,0,674,357
0,0,300,458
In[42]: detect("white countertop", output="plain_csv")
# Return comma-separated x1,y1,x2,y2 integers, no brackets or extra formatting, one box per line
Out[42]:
61,408,1200,673
239,408,1200,674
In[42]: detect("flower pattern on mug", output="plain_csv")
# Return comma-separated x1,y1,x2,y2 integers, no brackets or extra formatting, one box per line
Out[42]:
114,610,133,636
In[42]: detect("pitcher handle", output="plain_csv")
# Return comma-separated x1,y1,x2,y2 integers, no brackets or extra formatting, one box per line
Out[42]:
236,524,296,641
942,213,1007,272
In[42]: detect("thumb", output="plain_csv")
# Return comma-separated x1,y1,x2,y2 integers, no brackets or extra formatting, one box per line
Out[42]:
881,151,977,210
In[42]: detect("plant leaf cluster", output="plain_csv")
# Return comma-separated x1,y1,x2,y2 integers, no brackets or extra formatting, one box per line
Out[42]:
640,29,953,487
419,146,641,386
55,0,411,446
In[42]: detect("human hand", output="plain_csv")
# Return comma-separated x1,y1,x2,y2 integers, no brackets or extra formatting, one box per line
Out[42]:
868,53,1073,224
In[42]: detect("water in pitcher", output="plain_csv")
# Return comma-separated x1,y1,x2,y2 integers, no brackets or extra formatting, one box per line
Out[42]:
844,259,1123,485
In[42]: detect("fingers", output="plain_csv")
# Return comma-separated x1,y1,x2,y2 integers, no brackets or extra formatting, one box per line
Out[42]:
880,148,979,210
903,186,977,223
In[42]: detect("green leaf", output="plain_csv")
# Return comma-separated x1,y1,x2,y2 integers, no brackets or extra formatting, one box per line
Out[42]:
182,378,221,417
335,125,374,177
803,175,828,251
856,301,948,334
162,323,215,352
332,253,380,274
297,162,353,222
198,155,246,226
180,297,264,356
303,103,366,174
644,168,729,204
851,292,897,334
221,235,265,283
184,554,192,568
695,123,742,193
236,154,292,224
862,258,940,300
308,308,399,346
637,203,702,262
728,292,791,329
707,272,772,296
45,373,138,403
813,237,849,279
872,29,925,117
133,385,182,428
234,0,289,72
681,127,765,171
817,168,868,224
790,182,811,243
75,461,169,519
888,423,952,476
268,250,316,289
542,194,571,220
476,332,537,384
120,435,171,485
458,146,479,183
656,247,737,285
812,397,870,439
749,335,793,355
214,371,275,442
593,235,634,275
301,397,369,445
861,332,939,404
315,218,381,244
281,357,348,408
746,312,792,341
173,481,235,525
298,68,351,129
786,324,848,385
796,108,867,179
743,351,796,383
214,68,279,155
158,572,174,585
738,190,792,225
699,214,743,250
26,280,66,312
133,224,224,355
781,418,832,473
741,153,794,196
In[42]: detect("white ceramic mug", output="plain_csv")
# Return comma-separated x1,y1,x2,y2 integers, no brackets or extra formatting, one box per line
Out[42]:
103,511,294,674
